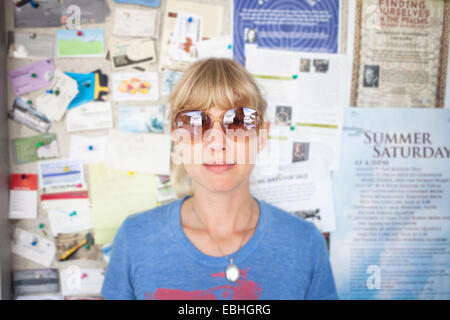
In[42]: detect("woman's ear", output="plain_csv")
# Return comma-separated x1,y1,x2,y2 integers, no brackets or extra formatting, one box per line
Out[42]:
257,121,270,153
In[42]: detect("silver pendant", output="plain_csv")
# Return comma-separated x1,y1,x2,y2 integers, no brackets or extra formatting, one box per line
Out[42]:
225,259,240,282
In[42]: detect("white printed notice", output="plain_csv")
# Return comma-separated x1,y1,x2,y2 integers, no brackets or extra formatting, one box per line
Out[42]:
330,107,450,299
250,160,335,232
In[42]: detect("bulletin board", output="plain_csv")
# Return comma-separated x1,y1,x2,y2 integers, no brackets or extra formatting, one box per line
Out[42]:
5,0,449,301
4,0,233,283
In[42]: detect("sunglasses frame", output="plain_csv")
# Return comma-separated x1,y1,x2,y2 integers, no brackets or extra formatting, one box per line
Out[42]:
172,106,264,136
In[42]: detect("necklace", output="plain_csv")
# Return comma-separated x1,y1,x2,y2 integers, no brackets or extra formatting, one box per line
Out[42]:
190,197,255,282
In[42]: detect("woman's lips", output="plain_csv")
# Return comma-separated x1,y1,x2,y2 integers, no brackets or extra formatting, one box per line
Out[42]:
203,163,236,173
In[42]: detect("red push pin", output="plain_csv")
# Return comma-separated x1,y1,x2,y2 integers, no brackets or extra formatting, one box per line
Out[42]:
77,30,83,37
81,273,88,279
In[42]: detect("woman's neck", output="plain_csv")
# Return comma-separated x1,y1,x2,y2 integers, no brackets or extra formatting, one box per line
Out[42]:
184,180,258,240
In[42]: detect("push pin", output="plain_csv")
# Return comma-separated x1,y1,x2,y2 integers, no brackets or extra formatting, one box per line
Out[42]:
39,223,47,236
88,145,94,151
228,44,232,50
64,166,70,172
69,211,77,217
84,245,90,250
77,30,83,37
128,171,134,176
29,0,39,8
292,74,298,79
290,125,296,131
21,174,27,180
26,100,32,105
31,73,37,78
36,142,43,147
81,273,88,279
84,82,90,88
54,88,60,96
187,16,193,23
46,89,54,94
31,238,38,246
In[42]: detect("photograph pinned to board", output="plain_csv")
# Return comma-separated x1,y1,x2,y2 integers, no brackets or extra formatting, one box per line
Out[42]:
107,37,157,71
112,72,159,101
8,97,51,134
8,31,54,58
11,133,59,165
56,29,105,58
159,0,223,71
117,105,165,133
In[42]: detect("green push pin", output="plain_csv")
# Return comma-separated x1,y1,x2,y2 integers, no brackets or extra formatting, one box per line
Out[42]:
292,74,298,79
39,223,44,229
26,100,32,105
55,89,60,96
84,245,90,250
31,73,37,78
36,142,43,147
228,44,232,50
290,125,296,131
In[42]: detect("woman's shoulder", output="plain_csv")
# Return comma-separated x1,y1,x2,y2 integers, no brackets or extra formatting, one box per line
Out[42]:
259,198,323,241
119,199,179,234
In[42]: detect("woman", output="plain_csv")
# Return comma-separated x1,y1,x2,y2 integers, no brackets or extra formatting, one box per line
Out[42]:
101,58,338,300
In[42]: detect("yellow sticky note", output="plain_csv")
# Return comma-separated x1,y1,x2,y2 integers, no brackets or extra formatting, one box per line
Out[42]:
88,162,157,244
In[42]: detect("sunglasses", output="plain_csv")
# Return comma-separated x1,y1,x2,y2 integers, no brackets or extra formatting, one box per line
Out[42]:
172,107,263,137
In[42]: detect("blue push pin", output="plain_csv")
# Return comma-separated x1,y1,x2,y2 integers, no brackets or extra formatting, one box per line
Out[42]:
29,0,39,8
187,16,193,23
46,89,54,94
88,145,94,151
31,238,38,246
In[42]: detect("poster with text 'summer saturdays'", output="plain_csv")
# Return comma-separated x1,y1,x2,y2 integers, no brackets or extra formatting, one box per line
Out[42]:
233,0,340,66
330,107,450,300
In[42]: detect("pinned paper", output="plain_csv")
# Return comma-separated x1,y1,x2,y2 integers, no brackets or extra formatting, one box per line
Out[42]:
88,162,157,244
60,268,104,297
66,102,113,132
8,31,54,58
38,159,85,188
34,70,79,122
8,59,55,96
106,130,171,175
11,133,59,165
108,37,157,71
117,105,164,133
69,135,107,164
65,72,96,109
113,7,160,38
56,29,105,58
112,72,159,101
12,228,56,267
8,97,51,134
9,173,38,219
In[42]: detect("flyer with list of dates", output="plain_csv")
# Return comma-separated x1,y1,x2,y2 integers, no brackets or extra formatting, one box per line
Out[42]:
330,107,450,299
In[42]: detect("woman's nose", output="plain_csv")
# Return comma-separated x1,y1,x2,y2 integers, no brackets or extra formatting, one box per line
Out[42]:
204,122,227,151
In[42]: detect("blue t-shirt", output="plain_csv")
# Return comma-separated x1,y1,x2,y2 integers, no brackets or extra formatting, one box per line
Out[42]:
101,195,339,300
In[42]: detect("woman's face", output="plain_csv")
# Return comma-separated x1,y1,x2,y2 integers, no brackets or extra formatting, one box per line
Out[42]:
173,105,269,193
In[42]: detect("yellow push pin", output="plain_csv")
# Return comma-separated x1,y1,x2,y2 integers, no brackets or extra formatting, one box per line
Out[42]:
64,166,70,172
128,171,134,176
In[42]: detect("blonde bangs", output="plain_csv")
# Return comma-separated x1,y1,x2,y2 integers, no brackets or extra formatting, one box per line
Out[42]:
169,58,267,118
168,58,268,198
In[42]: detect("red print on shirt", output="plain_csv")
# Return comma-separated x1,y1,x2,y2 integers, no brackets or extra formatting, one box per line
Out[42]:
144,268,261,300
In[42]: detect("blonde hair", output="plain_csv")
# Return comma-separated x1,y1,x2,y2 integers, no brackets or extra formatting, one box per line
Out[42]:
168,58,268,198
